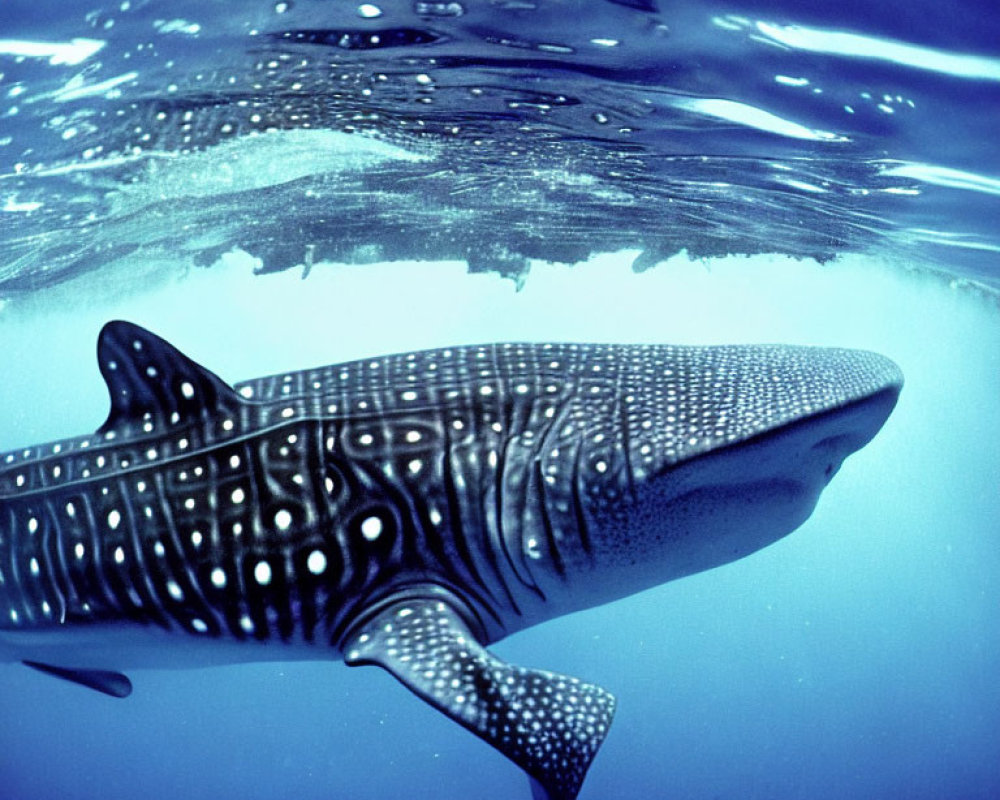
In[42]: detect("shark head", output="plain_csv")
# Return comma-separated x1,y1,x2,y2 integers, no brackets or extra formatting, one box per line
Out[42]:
532,344,902,608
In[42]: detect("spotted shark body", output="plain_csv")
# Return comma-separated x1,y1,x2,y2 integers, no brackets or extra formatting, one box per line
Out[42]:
0,321,902,799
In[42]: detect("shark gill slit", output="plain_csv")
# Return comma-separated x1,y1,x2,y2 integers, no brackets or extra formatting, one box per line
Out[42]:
16,500,41,624
4,504,28,624
364,457,420,572
296,422,331,644
160,466,221,638
208,439,247,641
56,492,88,618
16,500,42,626
33,509,56,624
439,424,509,614
570,440,593,557
617,388,637,502
322,458,400,644
492,428,540,602
472,443,523,621
400,452,496,619
388,459,427,573
409,465,454,576
358,432,500,630
259,430,303,645
478,349,533,614
119,474,169,628
352,458,405,569
26,508,51,624
534,458,566,579
40,497,68,624
285,424,322,643
497,430,546,601
321,420,351,579
252,426,294,638
88,482,124,620
83,487,112,619
415,495,503,632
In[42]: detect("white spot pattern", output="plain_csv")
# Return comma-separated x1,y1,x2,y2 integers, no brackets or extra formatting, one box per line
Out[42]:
0,329,898,699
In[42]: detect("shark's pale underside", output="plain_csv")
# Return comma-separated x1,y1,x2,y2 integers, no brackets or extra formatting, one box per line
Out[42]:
0,321,902,799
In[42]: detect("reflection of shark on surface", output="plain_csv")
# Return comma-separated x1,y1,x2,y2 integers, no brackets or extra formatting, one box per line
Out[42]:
0,321,901,799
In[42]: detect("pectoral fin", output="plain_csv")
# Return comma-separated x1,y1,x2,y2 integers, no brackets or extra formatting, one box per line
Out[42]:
343,598,615,800
23,660,132,698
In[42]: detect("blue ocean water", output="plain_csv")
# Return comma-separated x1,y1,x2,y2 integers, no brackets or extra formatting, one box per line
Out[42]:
0,1,998,799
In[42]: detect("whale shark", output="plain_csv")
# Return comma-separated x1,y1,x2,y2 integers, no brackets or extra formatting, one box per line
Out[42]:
0,321,901,799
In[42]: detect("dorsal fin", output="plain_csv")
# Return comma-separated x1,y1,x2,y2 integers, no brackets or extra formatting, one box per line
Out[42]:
97,320,242,434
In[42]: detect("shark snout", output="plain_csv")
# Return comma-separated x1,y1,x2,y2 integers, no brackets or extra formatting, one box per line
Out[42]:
617,344,903,480
792,348,902,489
585,365,902,586
728,379,902,527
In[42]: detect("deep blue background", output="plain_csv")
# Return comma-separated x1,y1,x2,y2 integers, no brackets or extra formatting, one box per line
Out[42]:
0,1,998,798
0,254,996,800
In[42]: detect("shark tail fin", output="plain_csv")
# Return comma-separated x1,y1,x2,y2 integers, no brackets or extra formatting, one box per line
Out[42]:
344,596,615,800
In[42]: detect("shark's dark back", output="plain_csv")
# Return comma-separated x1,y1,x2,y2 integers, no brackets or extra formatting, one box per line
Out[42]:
0,324,628,644
0,322,902,800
